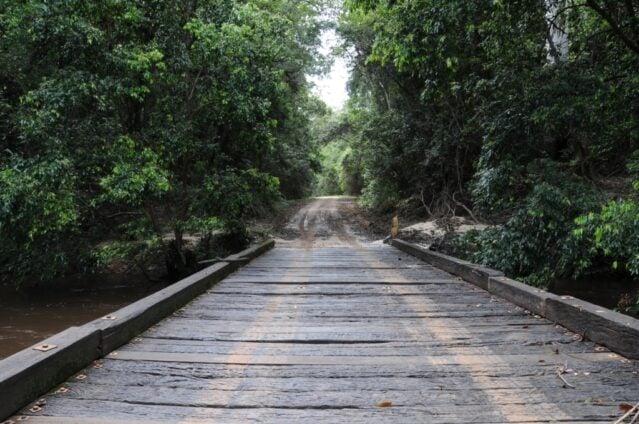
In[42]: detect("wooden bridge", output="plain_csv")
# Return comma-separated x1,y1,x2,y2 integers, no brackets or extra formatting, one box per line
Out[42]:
1,199,639,423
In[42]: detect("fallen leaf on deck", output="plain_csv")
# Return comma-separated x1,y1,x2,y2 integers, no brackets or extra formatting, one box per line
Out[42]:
377,401,393,408
619,403,634,413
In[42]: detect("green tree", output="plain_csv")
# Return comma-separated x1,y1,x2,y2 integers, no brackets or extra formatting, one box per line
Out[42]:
0,0,324,284
340,0,639,291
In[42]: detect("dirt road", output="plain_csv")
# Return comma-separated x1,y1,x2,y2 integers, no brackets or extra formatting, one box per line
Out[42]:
275,196,383,248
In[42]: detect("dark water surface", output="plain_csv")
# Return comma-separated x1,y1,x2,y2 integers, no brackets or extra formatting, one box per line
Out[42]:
0,282,166,359
549,273,638,316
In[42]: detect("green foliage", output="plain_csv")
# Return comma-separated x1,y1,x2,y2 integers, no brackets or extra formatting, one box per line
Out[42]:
568,199,639,278
315,140,357,195
341,0,639,292
98,136,170,206
0,156,80,280
0,0,324,284
458,174,599,286
311,110,364,197
265,95,325,200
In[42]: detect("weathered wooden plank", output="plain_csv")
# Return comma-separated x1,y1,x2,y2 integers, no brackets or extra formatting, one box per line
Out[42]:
170,308,530,320
257,255,414,262
137,332,579,348
106,350,620,366
19,398,621,423
172,307,525,319
118,338,599,356
0,326,102,422
17,415,618,424
144,327,567,344
210,281,474,291
20,415,615,424
60,370,639,394
544,296,639,360
167,312,531,322
223,277,458,283
227,268,451,276
390,239,503,290
168,316,543,328
87,261,236,355
8,241,639,424
243,264,433,269
189,293,499,304
162,315,547,328
77,357,639,379
38,383,639,411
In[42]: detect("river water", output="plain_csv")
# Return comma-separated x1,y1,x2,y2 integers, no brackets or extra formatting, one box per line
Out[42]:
0,282,166,359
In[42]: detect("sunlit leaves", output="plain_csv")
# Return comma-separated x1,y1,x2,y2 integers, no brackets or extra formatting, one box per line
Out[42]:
570,199,639,277
0,155,79,281
98,136,170,206
0,156,78,241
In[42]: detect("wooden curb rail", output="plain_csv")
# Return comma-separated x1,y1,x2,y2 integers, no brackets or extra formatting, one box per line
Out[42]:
390,238,639,360
0,239,275,421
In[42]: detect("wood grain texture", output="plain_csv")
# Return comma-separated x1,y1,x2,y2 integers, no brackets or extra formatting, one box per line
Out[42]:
10,244,639,423
391,238,639,359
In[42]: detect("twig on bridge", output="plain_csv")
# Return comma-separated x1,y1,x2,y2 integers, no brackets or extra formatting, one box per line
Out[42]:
556,361,575,389
614,400,639,424
556,370,575,389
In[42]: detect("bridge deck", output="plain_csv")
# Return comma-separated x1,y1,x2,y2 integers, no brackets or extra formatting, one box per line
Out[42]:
18,245,639,423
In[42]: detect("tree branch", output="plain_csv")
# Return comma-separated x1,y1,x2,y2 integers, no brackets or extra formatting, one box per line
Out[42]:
585,0,639,54
452,191,480,224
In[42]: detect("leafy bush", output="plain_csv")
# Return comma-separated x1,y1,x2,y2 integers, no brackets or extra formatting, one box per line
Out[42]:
567,199,639,278
0,156,80,282
456,175,598,287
